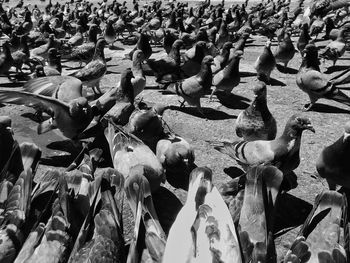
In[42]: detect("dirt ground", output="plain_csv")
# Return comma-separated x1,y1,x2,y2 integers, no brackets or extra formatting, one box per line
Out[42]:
1,0,350,261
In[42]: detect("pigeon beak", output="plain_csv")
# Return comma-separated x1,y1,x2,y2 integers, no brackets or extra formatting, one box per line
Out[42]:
305,124,315,133
6,126,13,135
343,132,350,142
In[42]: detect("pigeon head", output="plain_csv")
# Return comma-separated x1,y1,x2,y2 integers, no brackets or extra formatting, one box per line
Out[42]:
69,97,92,119
48,48,60,59
265,40,272,48
166,143,194,167
223,41,233,51
202,55,215,66
132,49,145,63
172,39,184,49
287,114,315,134
0,116,12,136
343,122,350,142
253,81,267,98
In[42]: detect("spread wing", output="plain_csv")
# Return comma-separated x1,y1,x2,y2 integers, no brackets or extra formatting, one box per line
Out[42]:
0,90,70,117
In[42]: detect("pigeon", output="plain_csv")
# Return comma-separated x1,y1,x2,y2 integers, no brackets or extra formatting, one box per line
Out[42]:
0,41,14,80
284,191,348,263
127,32,152,60
238,165,283,263
163,167,243,263
146,40,184,84
181,41,208,77
131,50,146,97
274,31,296,71
0,90,94,140
156,132,195,188
169,55,214,116
210,114,315,175
43,48,62,76
320,28,348,66
296,44,350,111
254,40,276,83
235,81,277,141
125,167,166,262
297,23,311,54
104,120,165,192
211,41,233,75
316,121,350,190
70,38,108,95
211,50,243,100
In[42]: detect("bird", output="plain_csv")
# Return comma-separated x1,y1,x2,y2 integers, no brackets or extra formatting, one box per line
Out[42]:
316,121,350,190
146,39,184,84
297,23,311,54
0,90,94,140
319,28,347,66
163,166,243,263
70,38,108,95
274,31,296,72
131,50,146,97
211,50,243,100
211,41,233,75
210,114,315,176
168,55,214,116
104,120,165,192
296,44,350,111
181,41,208,77
69,171,125,263
238,164,283,262
0,41,14,80
43,48,62,76
61,24,101,66
284,191,348,263
127,32,152,60
254,40,276,83
156,132,195,189
67,25,84,47
235,81,277,141
125,167,167,262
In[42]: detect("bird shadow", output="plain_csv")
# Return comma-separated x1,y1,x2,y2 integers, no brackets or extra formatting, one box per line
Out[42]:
274,193,313,237
46,140,82,153
215,91,250,110
0,82,24,88
40,154,77,167
323,65,350,74
62,65,83,70
108,45,125,51
21,112,50,123
152,186,183,235
269,77,286,86
310,103,350,114
240,71,257,77
106,70,121,75
276,64,298,74
169,105,237,120
224,166,245,179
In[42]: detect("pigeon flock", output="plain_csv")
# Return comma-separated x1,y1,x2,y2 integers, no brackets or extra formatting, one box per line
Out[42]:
0,0,349,262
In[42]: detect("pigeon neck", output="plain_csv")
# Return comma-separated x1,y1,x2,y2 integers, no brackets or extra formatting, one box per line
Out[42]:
49,57,62,73
132,58,144,77
169,46,181,65
3,44,12,59
226,56,240,75
197,63,213,85
119,76,134,103
93,43,105,61
281,126,302,141
301,55,320,71
194,46,205,63
249,96,271,120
